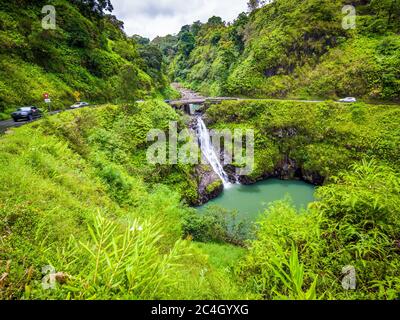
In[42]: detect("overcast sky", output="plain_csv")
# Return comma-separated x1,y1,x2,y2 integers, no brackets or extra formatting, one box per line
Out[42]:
112,0,248,40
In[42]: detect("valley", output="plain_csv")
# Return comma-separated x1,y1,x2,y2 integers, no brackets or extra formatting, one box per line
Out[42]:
1,0,400,301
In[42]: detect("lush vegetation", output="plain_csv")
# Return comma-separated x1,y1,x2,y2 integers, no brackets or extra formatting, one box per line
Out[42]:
206,100,400,180
204,99,400,299
0,102,254,300
0,0,176,120
1,98,400,300
1,0,400,301
159,0,400,101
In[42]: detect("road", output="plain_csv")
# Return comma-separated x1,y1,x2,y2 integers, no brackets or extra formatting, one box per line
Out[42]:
0,118,25,133
170,83,325,107
0,85,377,134
172,83,205,100
0,110,62,134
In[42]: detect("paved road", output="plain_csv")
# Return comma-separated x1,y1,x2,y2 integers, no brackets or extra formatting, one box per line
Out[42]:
170,83,325,106
0,118,25,133
0,110,62,134
0,86,384,134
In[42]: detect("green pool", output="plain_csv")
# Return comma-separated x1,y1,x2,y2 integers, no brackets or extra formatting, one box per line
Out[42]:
200,179,316,222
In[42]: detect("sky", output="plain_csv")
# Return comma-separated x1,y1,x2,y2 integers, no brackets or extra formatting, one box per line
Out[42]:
112,0,248,40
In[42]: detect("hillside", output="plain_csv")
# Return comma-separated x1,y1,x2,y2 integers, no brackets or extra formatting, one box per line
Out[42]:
0,102,254,299
160,0,400,101
1,99,400,299
204,99,400,299
1,0,400,302
0,0,174,120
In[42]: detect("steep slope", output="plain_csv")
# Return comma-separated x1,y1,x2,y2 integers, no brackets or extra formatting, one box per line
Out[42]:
205,99,400,299
163,0,400,101
0,102,252,300
0,0,170,119
2,98,400,300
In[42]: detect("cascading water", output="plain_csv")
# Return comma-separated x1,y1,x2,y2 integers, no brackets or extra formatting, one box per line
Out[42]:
196,116,231,188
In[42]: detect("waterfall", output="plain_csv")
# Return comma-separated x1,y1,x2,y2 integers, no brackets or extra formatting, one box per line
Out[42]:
196,116,231,188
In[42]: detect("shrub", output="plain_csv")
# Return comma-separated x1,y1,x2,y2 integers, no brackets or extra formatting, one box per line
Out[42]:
183,206,250,246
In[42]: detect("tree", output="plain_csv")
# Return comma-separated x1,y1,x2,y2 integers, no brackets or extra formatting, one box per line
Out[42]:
234,12,250,27
179,25,191,34
207,16,224,26
138,45,164,80
151,35,178,58
248,0,261,12
178,31,195,57
132,35,150,45
105,14,124,32
119,64,139,101
71,0,114,17
191,21,203,37
370,0,400,30
247,0,272,12
230,12,249,52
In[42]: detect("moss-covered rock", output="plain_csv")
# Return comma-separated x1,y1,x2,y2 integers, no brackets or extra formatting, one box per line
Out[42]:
194,165,223,205
205,99,400,184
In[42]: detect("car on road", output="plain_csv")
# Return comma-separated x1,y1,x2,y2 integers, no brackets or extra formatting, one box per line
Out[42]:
339,97,357,103
70,102,89,109
11,106,42,122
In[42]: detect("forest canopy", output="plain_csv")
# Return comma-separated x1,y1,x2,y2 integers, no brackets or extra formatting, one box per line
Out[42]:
155,0,400,101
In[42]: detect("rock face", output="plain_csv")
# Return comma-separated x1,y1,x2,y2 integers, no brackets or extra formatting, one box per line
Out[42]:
194,165,223,206
237,156,325,186
274,156,300,180
224,165,238,183
236,127,326,186
190,116,325,206
301,169,325,186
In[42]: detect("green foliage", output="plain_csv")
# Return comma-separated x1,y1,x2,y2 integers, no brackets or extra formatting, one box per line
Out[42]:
167,0,400,101
207,99,400,299
183,206,250,246
238,200,322,299
178,30,196,57
1,98,400,300
28,214,188,299
294,36,400,100
269,245,318,300
0,0,170,116
0,102,248,300
206,99,400,181
2,0,400,301
315,160,400,228
71,0,114,17
152,34,179,62
240,162,400,300
205,180,223,194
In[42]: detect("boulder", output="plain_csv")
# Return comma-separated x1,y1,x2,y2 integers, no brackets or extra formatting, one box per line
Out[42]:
194,165,223,206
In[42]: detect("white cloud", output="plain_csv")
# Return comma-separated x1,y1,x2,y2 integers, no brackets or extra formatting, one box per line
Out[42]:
112,0,248,39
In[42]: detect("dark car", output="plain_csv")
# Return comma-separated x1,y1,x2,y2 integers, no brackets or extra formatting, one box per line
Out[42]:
11,106,42,122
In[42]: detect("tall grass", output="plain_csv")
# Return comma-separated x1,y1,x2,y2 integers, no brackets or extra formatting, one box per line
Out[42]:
26,213,189,300
0,103,250,300
270,245,318,300
2,101,400,300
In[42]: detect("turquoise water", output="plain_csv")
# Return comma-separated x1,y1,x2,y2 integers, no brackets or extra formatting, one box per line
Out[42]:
200,179,316,222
